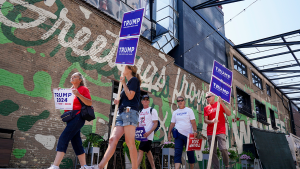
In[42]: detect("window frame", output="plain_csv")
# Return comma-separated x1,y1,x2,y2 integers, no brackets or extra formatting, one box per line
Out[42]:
255,99,269,125
269,108,279,130
266,84,271,96
252,72,263,90
233,57,248,78
236,87,254,118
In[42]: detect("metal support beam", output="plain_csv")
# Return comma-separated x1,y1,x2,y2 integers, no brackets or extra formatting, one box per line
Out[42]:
235,41,300,48
260,64,299,72
234,29,300,48
270,74,300,80
277,87,300,89
289,98,300,101
249,49,300,61
277,84,300,88
282,37,300,66
192,0,244,10
261,70,300,73
283,91,300,95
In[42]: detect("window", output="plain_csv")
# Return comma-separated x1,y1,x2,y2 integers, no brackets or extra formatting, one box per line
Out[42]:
233,57,248,77
255,100,269,125
266,84,271,96
252,72,262,89
236,87,253,118
269,109,278,130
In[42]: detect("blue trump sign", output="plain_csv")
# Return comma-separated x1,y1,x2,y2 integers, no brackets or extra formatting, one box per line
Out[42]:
135,127,148,141
212,61,233,87
120,8,145,38
210,76,232,103
115,37,139,65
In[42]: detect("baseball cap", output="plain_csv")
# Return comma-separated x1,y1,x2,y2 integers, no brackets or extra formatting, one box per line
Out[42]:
142,95,150,100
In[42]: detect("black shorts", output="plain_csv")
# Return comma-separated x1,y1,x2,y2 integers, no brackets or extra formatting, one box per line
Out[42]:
139,140,152,152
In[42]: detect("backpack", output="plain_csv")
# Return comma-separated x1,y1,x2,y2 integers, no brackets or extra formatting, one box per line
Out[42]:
150,108,160,133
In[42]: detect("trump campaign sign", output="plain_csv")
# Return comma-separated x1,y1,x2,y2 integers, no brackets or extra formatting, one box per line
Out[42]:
120,8,144,38
115,37,139,65
53,88,74,110
212,61,233,87
209,60,233,104
135,127,148,141
186,133,202,151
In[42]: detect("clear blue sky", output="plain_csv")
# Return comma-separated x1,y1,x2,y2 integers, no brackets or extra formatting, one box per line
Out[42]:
223,0,300,45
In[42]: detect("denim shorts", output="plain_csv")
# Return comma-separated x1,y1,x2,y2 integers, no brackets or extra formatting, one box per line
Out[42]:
115,109,139,127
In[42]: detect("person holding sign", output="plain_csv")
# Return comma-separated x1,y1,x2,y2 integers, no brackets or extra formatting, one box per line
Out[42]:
137,95,158,169
168,96,198,169
48,73,93,169
98,65,141,169
204,92,231,169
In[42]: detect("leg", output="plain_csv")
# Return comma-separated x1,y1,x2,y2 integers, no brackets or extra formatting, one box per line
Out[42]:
175,163,181,169
54,115,85,166
137,150,144,168
221,149,229,167
71,131,86,166
183,135,195,168
98,126,124,169
208,136,219,169
174,134,184,169
77,153,87,166
53,151,65,166
124,125,138,169
146,151,156,169
217,134,229,168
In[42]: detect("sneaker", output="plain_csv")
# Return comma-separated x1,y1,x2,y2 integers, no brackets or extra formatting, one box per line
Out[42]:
80,166,94,169
48,165,59,169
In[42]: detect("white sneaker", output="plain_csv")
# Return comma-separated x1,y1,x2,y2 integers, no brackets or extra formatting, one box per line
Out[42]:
80,166,94,169
48,165,59,169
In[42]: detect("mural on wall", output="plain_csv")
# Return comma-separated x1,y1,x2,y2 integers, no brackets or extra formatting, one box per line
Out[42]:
0,0,289,168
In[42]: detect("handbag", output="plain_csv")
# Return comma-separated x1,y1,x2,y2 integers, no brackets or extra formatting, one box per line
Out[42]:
60,110,79,122
172,127,179,139
77,97,95,121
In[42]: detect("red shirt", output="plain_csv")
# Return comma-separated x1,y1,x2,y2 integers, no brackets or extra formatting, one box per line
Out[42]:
204,102,226,136
65,86,91,115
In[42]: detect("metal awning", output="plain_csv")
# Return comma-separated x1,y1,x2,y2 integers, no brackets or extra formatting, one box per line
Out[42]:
234,29,300,107
192,0,245,10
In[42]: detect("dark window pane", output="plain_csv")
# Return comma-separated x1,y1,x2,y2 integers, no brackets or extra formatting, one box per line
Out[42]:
233,57,247,78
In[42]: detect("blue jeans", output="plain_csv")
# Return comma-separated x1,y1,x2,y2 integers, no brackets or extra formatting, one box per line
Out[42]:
56,114,85,155
115,109,139,127
174,132,195,164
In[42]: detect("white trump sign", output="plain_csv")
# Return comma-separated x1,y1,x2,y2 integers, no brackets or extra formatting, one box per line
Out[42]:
53,88,74,110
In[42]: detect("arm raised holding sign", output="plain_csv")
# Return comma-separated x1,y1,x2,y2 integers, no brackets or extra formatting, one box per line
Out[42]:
49,72,93,169
204,92,230,169
98,65,142,169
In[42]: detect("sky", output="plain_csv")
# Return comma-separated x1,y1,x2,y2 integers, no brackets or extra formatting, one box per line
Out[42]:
223,0,300,45
222,0,300,106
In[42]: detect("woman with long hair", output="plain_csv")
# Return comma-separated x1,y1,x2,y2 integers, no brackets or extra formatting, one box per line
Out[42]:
98,65,141,169
48,72,93,169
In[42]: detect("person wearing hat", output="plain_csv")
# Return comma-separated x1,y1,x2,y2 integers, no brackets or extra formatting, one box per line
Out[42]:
137,95,158,169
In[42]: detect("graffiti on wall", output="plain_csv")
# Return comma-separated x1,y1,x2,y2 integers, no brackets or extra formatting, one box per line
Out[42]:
0,0,289,167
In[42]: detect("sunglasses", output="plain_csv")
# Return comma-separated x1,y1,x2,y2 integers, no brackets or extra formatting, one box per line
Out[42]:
177,99,184,102
205,96,212,99
143,99,149,101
